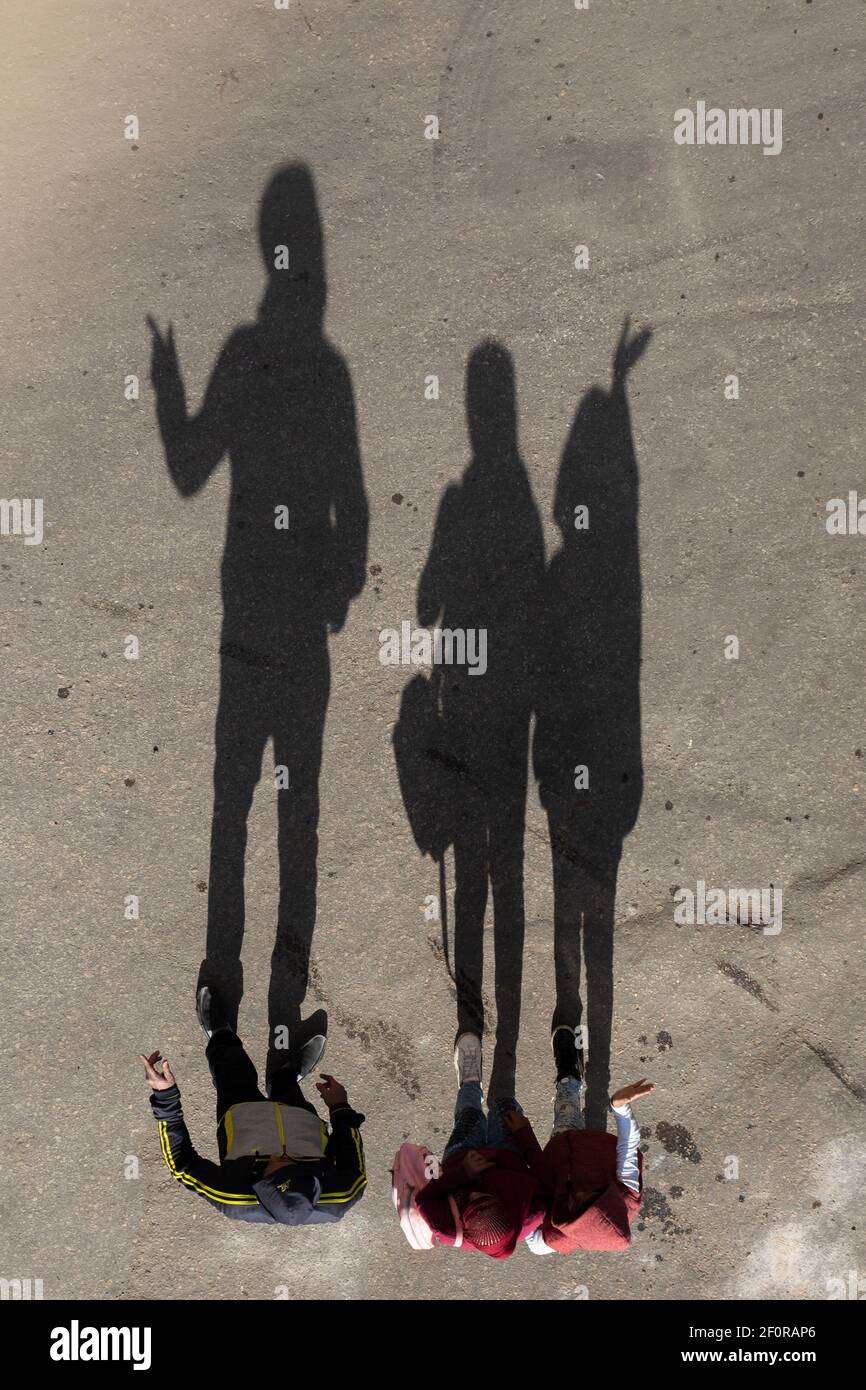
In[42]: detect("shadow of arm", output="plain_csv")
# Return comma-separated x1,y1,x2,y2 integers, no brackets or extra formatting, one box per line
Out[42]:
329,362,369,607
417,484,459,629
148,320,236,496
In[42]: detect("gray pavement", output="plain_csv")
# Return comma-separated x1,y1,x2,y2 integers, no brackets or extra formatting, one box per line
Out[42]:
1,0,864,1301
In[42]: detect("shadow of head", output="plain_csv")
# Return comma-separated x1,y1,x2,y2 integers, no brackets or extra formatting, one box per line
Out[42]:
257,162,326,334
466,338,518,462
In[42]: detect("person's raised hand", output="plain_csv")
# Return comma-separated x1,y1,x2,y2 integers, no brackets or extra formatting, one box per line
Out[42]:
139,1050,176,1091
146,315,178,386
462,1150,495,1179
316,1074,348,1108
613,316,652,384
611,1078,654,1106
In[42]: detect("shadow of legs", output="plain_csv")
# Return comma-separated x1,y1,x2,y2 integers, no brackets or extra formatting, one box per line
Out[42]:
548,812,622,1129
267,645,329,1078
488,799,527,1101
201,659,268,1030
453,820,488,1042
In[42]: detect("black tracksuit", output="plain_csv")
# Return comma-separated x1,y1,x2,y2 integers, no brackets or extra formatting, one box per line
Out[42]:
150,1032,366,1224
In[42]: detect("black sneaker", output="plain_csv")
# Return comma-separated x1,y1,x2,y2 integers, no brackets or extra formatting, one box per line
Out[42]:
271,1033,327,1090
196,985,233,1040
552,1025,586,1083
295,1033,327,1081
267,1010,328,1091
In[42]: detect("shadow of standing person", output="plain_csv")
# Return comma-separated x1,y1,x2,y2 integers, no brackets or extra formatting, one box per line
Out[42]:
532,319,650,1130
148,164,369,1072
415,341,544,1099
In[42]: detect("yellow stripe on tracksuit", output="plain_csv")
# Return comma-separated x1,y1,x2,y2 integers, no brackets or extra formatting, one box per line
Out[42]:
157,1121,259,1206
159,1118,365,1208
319,1128,367,1205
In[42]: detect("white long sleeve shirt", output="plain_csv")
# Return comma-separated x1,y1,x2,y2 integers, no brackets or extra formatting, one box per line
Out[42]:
612,1101,641,1194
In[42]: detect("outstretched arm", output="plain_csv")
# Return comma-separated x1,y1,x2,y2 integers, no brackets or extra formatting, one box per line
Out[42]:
147,317,236,496
611,1102,641,1194
141,1052,257,1213
612,315,652,391
417,484,459,628
610,1078,654,1195
326,360,369,632
317,1074,368,1210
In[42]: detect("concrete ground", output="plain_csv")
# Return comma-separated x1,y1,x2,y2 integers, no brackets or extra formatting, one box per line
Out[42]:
1,0,864,1301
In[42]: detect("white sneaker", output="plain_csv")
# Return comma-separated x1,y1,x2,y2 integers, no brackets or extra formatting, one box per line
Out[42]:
454,1031,483,1086
295,1034,327,1081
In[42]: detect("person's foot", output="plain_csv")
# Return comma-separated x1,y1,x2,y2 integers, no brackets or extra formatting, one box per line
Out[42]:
454,1031,483,1086
552,1024,586,1083
267,1010,328,1090
196,984,233,1039
294,1033,327,1081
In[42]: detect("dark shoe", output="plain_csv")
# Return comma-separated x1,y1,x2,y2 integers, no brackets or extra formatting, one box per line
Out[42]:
196,957,241,1032
295,1033,327,1081
267,1010,328,1090
552,1024,586,1083
196,984,233,1040
273,1033,327,1087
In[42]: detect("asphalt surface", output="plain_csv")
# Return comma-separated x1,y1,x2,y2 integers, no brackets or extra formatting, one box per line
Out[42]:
1,0,864,1301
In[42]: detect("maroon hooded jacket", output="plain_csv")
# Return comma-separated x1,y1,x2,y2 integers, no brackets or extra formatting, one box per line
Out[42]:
539,1129,644,1252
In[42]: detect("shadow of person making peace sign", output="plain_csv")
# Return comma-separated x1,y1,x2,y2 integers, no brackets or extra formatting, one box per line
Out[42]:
411,341,545,1099
148,164,369,1069
532,319,651,1129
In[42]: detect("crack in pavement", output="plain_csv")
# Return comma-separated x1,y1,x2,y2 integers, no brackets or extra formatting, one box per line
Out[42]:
789,855,866,893
716,960,865,1103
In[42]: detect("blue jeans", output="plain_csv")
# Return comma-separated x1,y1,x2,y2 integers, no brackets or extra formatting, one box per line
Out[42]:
524,1078,586,1256
552,1075,585,1134
442,1082,525,1159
